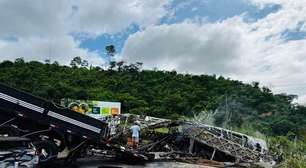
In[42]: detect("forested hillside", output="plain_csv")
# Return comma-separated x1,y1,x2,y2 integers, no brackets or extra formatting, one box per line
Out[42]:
0,58,305,139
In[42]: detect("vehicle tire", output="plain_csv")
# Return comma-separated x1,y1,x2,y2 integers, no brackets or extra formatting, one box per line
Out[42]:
33,140,58,165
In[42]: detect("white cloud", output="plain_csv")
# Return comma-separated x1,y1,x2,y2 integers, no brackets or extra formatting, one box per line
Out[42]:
122,17,247,75
0,0,170,65
295,94,306,105
0,0,71,38
245,0,306,103
0,36,104,66
0,0,171,38
0,0,95,65
73,0,170,36
249,0,306,38
122,0,306,104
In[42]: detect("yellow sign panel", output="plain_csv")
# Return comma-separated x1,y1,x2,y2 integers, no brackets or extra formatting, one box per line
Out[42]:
61,99,121,118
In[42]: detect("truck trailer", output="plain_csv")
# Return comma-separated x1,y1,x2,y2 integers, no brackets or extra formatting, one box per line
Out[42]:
0,83,122,165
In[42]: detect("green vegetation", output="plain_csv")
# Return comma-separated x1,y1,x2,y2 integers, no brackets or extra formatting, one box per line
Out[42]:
0,57,305,166
269,136,306,168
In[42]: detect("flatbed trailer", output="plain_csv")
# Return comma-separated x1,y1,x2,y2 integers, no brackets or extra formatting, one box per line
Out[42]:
0,83,110,164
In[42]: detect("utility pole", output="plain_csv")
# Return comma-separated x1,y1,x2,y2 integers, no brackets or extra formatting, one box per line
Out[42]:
225,94,229,128
48,43,51,63
45,39,52,64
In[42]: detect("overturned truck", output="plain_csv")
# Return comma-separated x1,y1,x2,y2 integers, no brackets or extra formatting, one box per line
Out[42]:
0,83,147,166
0,83,275,167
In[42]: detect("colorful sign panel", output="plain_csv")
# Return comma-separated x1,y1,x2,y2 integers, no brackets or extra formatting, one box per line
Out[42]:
61,99,121,119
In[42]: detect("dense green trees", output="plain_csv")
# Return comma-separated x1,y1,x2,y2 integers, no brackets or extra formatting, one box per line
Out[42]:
0,58,305,139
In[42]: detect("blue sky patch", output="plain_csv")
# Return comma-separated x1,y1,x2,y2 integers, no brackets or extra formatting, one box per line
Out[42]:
77,0,282,58
281,31,306,41
281,22,306,41
77,24,140,58
1,36,18,42
161,0,281,24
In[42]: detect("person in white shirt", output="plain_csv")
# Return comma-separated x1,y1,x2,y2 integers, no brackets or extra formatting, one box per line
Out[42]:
130,121,141,149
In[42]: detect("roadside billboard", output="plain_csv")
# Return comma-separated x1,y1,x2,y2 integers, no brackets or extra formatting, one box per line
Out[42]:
61,98,121,119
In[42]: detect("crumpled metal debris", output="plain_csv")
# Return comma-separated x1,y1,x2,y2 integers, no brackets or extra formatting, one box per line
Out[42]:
105,114,275,167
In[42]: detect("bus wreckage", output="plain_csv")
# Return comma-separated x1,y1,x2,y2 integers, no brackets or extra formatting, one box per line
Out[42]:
0,83,275,167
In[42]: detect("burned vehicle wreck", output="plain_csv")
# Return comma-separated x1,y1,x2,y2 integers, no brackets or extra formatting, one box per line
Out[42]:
106,114,275,167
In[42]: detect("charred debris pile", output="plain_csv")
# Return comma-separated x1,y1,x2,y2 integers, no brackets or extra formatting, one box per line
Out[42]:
101,114,275,167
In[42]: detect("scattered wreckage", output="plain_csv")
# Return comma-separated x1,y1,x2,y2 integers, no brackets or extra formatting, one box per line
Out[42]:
0,136,39,167
108,114,275,167
0,83,275,167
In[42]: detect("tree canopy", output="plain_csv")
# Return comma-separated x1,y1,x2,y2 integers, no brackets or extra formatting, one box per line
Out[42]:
0,58,305,138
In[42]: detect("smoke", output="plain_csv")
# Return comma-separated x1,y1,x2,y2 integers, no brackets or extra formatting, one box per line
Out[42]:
186,110,216,126
187,95,259,129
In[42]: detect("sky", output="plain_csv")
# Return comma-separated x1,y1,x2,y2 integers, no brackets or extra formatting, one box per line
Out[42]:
1,0,306,104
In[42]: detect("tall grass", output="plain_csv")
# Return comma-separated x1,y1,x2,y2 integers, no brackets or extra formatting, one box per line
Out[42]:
268,136,306,168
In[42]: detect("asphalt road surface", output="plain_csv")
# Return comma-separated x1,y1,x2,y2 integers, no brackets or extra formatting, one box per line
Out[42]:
64,158,215,168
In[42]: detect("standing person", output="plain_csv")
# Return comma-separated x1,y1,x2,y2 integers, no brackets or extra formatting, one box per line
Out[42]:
130,121,141,149
108,115,120,139
109,115,117,137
